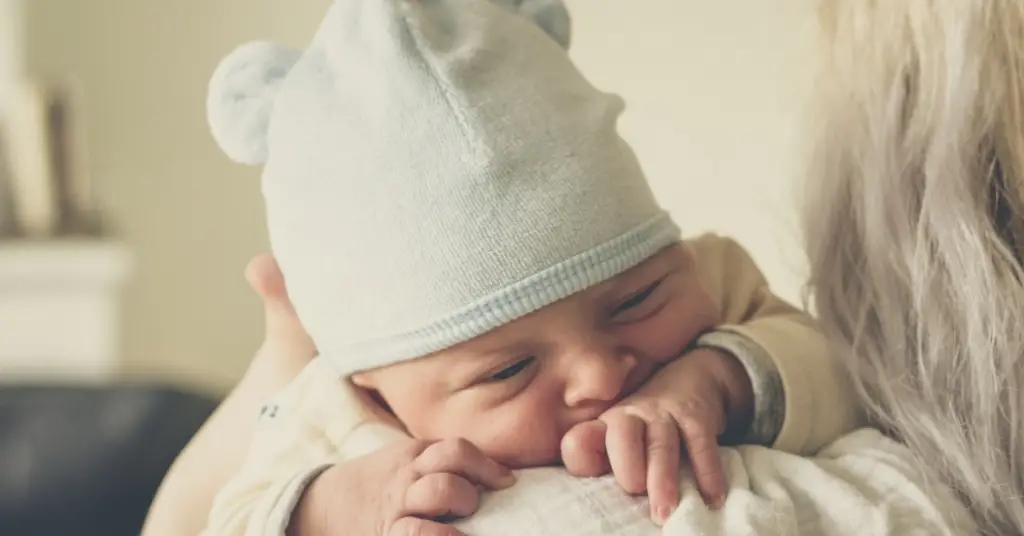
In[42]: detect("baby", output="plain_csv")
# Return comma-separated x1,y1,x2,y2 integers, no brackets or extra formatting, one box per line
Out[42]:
201,1,858,535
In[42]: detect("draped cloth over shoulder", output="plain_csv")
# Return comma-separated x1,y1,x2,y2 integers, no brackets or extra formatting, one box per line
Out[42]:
454,429,977,536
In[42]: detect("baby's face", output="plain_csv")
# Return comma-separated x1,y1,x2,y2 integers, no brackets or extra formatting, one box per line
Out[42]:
352,244,719,468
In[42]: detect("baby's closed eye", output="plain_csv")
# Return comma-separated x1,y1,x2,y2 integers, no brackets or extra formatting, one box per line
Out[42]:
488,357,537,382
611,279,666,323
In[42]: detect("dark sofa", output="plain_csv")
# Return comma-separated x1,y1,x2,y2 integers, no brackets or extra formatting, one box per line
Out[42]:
0,385,218,536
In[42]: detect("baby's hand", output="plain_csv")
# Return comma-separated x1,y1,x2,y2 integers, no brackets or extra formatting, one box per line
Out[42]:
561,347,751,524
290,438,515,536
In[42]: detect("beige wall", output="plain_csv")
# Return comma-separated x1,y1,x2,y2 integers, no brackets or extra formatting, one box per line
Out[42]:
567,0,817,304
23,0,816,394
24,0,332,393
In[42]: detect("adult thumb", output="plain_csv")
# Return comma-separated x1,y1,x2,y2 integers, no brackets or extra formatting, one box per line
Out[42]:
245,253,313,351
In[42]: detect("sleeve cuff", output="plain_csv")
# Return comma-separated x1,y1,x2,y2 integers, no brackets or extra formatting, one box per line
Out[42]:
696,330,785,446
261,464,333,536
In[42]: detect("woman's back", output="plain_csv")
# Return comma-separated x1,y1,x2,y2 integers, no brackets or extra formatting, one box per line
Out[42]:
803,1,1024,534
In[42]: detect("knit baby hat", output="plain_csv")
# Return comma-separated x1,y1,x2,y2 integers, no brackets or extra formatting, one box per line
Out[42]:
207,0,680,375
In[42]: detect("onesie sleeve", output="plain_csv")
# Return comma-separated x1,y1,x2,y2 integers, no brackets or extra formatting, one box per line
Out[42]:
685,234,864,455
201,357,390,536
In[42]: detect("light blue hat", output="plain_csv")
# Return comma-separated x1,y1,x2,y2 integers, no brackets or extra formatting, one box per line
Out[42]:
207,0,680,375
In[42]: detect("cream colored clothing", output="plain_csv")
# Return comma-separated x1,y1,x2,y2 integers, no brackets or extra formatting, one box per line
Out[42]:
203,235,862,536
686,234,862,453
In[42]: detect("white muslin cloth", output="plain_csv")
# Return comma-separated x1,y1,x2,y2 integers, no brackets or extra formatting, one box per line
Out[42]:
455,429,977,536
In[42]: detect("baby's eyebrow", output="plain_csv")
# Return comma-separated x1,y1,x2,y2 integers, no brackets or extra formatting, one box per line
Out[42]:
470,344,532,365
447,343,515,368
438,358,486,388
453,339,514,361
606,264,667,296
443,351,519,390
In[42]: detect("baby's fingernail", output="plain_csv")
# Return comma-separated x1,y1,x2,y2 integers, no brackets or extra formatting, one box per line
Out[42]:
500,471,517,486
654,505,672,524
710,495,725,510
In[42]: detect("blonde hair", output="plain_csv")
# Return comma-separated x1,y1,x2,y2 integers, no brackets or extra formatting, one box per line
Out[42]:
803,1,1024,534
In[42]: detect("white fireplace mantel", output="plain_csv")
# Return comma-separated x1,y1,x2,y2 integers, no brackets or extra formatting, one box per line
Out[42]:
0,6,130,383
0,240,133,383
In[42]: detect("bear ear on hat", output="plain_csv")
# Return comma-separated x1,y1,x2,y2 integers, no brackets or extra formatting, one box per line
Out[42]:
206,41,302,165
513,0,572,49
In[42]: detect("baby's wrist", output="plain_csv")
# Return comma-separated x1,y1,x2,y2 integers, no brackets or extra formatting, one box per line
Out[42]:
696,330,785,446
286,466,335,536
686,346,755,442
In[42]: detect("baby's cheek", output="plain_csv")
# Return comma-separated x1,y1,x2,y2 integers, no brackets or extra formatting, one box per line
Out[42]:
642,289,720,360
628,311,700,362
390,387,567,468
460,399,565,468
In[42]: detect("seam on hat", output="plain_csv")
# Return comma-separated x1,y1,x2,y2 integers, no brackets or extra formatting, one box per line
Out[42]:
396,0,479,150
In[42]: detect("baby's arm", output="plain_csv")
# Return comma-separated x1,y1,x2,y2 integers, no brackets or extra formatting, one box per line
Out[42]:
201,358,358,536
686,234,864,454
203,357,513,536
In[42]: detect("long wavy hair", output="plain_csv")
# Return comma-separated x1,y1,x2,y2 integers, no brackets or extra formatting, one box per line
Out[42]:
803,1,1024,534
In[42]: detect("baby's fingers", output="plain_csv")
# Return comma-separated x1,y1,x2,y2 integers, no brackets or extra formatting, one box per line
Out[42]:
404,473,479,519
389,516,466,536
603,412,647,495
561,420,610,477
415,438,515,490
645,418,680,525
678,413,727,509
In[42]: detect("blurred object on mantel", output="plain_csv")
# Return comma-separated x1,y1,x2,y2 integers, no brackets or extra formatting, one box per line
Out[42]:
0,133,16,234
0,79,102,239
0,240,132,383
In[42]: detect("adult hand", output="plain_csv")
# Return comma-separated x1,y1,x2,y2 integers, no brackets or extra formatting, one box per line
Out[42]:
244,253,317,381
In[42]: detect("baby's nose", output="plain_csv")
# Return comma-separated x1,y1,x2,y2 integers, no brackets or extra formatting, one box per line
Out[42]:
563,349,637,408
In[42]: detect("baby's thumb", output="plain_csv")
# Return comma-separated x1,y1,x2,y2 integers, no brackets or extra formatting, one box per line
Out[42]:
560,420,610,477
